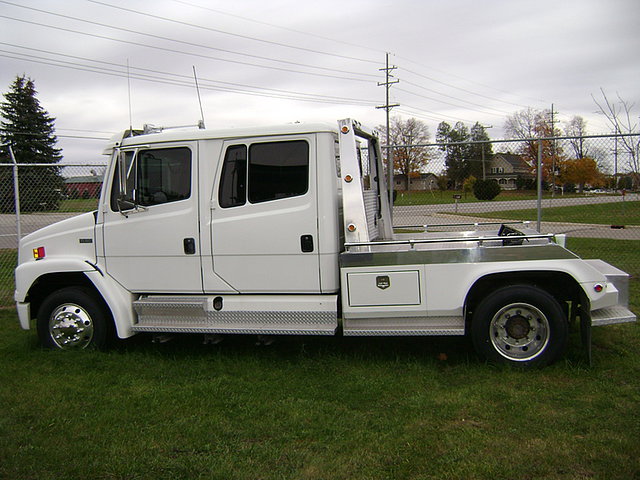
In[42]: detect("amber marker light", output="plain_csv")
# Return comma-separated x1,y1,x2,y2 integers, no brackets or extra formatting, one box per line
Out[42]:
340,125,350,134
347,224,356,232
33,246,45,259
344,175,353,183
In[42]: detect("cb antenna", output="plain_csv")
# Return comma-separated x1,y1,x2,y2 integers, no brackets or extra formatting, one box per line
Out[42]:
193,66,206,129
126,58,133,134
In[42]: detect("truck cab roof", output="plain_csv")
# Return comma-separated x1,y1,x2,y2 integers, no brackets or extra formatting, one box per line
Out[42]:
103,121,339,155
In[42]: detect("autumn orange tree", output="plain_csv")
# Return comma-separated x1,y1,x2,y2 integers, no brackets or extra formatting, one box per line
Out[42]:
561,157,603,192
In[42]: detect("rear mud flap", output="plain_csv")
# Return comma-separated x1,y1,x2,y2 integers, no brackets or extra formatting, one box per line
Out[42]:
579,301,592,366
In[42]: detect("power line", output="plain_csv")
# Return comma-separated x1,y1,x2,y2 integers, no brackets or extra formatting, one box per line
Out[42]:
0,42,379,104
0,15,373,84
0,1,378,80
395,86,507,118
169,0,384,57
0,50,378,107
395,54,547,106
397,105,477,124
85,0,379,65
400,77,518,115
399,79,512,116
400,66,531,110
0,128,109,140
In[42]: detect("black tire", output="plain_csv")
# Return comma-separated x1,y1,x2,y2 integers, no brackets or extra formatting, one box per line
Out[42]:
471,285,568,367
37,287,113,350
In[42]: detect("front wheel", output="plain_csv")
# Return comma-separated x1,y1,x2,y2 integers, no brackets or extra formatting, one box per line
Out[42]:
471,285,568,367
37,287,113,350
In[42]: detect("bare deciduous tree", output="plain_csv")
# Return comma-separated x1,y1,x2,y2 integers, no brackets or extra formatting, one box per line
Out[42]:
592,88,640,187
564,115,590,159
504,107,563,182
378,117,430,190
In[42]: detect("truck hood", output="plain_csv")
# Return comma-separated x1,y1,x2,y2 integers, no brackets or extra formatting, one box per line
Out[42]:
18,211,97,265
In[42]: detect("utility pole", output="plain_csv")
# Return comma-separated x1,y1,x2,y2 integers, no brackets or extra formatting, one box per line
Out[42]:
549,104,559,197
478,124,493,180
376,52,399,210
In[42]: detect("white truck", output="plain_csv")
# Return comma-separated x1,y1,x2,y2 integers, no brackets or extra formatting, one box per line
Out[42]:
14,118,636,366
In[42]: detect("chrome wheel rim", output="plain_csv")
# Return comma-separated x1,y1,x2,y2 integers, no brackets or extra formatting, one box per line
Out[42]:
489,302,550,362
49,303,94,349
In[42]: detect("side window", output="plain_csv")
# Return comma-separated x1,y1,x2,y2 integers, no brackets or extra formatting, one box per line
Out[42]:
219,140,309,208
248,140,308,203
219,145,247,208
110,147,191,211
110,150,135,211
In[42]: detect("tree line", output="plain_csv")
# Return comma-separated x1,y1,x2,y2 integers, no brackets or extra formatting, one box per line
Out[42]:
379,93,640,195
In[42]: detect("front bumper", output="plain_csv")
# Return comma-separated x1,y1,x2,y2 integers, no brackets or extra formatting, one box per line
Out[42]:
16,301,31,330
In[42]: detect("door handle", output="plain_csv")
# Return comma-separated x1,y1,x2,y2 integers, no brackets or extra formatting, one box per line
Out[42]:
183,238,196,255
300,234,314,253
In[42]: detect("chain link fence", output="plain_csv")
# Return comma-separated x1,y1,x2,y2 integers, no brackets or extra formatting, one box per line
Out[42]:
0,155,107,306
388,134,639,304
0,133,638,308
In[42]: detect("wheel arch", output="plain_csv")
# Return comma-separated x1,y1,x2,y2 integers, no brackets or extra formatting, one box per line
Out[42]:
25,270,137,339
464,270,584,326
26,272,96,323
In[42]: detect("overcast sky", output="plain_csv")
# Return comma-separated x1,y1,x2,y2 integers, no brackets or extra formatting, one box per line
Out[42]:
1,0,639,163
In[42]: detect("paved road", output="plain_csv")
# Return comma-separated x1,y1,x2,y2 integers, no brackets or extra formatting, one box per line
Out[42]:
0,212,81,249
394,193,640,216
393,194,640,240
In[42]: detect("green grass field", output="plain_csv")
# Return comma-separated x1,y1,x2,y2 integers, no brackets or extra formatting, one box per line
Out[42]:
59,197,100,212
1,239,638,479
393,190,613,206
460,201,640,226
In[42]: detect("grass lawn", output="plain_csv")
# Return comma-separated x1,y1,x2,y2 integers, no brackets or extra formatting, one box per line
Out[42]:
0,249,17,308
457,201,640,226
393,190,611,206
59,197,100,212
1,239,638,479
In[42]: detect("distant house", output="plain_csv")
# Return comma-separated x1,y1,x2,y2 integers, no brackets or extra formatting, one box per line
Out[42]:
64,174,103,199
394,173,438,191
486,153,534,190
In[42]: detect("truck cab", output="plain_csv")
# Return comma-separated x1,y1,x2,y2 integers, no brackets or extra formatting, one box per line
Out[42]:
14,119,636,367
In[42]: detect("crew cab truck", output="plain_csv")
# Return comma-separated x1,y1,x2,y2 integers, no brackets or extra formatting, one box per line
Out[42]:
14,118,636,366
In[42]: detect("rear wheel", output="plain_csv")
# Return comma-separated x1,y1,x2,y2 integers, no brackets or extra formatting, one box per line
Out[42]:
37,287,112,350
471,285,568,367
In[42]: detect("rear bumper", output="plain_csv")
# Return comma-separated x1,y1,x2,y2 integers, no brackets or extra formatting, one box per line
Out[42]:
584,259,636,327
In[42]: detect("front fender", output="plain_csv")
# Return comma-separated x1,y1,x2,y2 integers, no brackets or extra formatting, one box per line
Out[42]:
15,257,137,339
15,257,94,303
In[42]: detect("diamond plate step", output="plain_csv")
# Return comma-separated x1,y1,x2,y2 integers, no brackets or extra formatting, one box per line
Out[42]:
591,306,637,326
132,295,338,335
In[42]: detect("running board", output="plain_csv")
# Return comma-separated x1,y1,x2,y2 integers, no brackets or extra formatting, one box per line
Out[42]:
591,306,636,327
342,316,465,336
132,295,338,335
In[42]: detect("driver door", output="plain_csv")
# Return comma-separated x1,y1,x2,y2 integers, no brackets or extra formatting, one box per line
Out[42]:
97,142,202,293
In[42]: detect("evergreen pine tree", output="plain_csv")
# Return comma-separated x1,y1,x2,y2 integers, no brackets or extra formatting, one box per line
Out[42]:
0,75,63,212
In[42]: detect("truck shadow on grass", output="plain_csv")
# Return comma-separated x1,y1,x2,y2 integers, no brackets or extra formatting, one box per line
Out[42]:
112,329,593,369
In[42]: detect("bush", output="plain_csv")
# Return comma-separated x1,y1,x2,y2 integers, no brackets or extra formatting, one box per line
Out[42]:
473,179,501,200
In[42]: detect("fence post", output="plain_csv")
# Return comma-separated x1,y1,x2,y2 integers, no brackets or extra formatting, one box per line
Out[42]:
536,139,542,232
388,148,394,222
9,145,21,244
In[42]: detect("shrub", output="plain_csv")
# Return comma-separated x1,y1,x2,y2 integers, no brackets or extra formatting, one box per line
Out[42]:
473,179,501,200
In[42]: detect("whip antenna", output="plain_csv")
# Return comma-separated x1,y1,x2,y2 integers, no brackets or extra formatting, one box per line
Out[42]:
193,66,206,129
127,58,133,134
